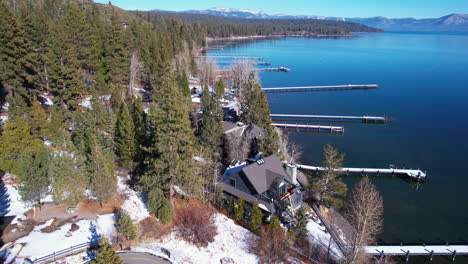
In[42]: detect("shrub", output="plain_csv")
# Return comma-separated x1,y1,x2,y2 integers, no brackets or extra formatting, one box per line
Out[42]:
249,200,263,231
175,199,217,247
234,198,245,221
117,212,136,240
249,226,290,263
270,215,281,229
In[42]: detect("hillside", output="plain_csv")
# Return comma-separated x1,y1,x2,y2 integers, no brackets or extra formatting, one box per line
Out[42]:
177,8,468,32
137,10,383,37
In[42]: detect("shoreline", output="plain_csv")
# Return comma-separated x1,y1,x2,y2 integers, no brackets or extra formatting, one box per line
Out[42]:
206,31,384,42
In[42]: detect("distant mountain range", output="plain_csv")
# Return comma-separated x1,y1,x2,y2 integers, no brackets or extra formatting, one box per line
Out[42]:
171,8,468,32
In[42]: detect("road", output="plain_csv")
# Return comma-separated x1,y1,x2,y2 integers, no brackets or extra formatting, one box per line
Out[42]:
118,252,172,264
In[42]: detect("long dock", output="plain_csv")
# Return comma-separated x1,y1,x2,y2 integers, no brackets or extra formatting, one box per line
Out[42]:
366,245,468,262
258,66,291,72
195,55,263,60
272,123,344,133
270,114,386,123
262,84,378,92
297,165,427,181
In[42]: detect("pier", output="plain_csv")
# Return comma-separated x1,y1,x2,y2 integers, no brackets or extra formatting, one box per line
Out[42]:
262,84,379,92
297,165,427,181
258,66,291,72
195,55,264,60
270,114,386,123
366,244,468,262
272,123,344,133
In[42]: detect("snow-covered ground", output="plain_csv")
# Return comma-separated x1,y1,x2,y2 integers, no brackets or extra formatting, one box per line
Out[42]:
306,219,343,259
14,214,116,262
136,213,257,264
117,176,150,223
2,174,53,224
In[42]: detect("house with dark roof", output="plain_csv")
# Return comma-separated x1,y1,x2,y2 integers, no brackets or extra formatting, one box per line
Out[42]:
218,154,303,223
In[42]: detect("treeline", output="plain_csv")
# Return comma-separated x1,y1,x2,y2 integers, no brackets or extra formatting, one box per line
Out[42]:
0,0,204,220
134,11,383,38
0,0,282,224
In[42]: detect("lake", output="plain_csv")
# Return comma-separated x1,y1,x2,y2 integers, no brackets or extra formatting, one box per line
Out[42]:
209,32,468,262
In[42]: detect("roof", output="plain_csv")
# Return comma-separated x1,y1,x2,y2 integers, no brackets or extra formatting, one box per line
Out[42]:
241,155,289,194
218,182,276,214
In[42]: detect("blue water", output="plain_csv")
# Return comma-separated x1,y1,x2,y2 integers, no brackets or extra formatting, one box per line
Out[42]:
209,33,468,251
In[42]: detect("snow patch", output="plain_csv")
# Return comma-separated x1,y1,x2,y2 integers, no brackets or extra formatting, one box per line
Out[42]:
3,178,29,223
137,213,257,264
118,177,150,223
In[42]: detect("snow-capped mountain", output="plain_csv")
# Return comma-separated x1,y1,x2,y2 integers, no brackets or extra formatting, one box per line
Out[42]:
174,8,468,32
182,7,270,19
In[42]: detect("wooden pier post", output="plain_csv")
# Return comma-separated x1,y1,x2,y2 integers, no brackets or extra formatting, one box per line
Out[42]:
405,250,410,263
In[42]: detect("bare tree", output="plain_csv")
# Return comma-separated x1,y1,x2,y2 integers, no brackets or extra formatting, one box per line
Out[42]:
248,226,291,264
224,128,252,165
197,58,218,87
344,176,384,264
278,129,303,163
231,60,257,102
129,52,144,96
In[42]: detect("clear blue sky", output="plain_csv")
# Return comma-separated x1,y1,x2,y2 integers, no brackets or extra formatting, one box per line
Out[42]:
96,0,468,18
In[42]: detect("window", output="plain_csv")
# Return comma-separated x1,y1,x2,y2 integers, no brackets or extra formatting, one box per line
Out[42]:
295,193,303,208
230,179,236,187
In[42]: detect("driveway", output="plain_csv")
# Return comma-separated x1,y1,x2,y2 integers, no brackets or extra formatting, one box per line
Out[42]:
118,252,172,264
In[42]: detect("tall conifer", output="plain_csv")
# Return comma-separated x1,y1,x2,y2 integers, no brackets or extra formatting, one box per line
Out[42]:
115,103,136,168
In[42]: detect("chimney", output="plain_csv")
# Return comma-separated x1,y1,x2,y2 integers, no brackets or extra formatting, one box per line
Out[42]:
288,164,298,185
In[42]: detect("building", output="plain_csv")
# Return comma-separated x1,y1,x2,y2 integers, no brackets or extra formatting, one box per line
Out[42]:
218,155,303,223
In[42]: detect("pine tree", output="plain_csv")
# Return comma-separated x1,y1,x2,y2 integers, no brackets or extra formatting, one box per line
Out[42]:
0,117,42,174
47,106,68,147
131,98,146,164
49,153,87,205
178,70,190,98
270,215,281,229
117,212,136,240
235,198,245,221
103,11,129,89
17,146,50,207
90,237,123,264
215,79,225,99
0,0,33,102
28,100,49,138
138,44,202,196
250,200,263,231
239,73,279,156
311,144,348,208
147,188,173,224
200,85,223,149
115,103,136,168
18,5,51,93
47,3,94,108
87,141,116,204
293,207,308,242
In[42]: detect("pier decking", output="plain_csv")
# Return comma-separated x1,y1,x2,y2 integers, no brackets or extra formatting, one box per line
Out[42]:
262,84,379,92
270,114,386,123
272,123,344,133
258,66,291,72
297,165,427,181
195,55,264,60
366,245,468,261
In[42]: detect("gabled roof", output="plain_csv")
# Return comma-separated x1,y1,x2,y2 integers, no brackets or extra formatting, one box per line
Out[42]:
241,154,288,194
